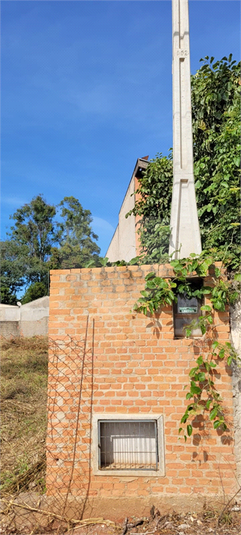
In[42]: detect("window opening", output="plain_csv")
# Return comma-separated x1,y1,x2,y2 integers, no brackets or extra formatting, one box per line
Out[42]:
173,278,203,338
98,419,158,471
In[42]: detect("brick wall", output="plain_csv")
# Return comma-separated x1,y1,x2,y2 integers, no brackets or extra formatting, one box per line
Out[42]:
46,264,237,501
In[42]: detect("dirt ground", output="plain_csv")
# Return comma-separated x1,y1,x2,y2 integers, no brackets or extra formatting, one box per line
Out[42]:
68,506,241,535
1,500,241,535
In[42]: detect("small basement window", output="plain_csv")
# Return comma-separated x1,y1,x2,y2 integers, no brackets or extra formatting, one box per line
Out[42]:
92,414,165,476
99,420,157,470
173,278,203,339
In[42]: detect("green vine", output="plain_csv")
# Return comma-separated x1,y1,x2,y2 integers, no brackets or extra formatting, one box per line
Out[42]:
180,339,237,441
133,253,241,441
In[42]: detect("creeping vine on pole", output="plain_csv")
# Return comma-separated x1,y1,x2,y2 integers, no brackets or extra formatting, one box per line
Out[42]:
133,253,241,441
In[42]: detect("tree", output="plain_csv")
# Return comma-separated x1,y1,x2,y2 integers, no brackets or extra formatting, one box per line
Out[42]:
128,56,240,270
8,194,57,287
0,240,26,304
21,282,48,304
192,55,240,268
54,197,100,269
1,195,101,304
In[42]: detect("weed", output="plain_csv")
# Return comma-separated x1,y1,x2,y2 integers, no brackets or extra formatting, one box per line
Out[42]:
0,336,48,494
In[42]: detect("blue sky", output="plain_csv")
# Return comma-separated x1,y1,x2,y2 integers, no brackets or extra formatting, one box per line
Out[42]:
1,0,240,255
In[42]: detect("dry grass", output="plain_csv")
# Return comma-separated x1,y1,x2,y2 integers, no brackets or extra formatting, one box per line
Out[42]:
0,336,48,495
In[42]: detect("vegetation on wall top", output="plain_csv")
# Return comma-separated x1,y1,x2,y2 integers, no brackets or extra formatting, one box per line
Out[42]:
127,55,240,271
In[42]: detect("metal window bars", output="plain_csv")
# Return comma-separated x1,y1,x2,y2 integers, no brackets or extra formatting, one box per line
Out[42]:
98,420,158,470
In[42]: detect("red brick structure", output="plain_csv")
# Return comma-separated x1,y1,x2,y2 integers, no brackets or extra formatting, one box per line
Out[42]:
46,264,237,511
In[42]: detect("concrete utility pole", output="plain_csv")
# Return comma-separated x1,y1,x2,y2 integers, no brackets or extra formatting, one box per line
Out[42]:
169,0,202,259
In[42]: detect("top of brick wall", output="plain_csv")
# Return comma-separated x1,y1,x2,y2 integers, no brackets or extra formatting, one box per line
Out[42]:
50,261,225,279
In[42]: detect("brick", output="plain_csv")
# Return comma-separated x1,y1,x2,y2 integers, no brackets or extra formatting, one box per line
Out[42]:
47,265,235,500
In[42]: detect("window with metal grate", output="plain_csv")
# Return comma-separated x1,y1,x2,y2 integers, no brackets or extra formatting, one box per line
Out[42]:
99,420,158,470
92,414,165,476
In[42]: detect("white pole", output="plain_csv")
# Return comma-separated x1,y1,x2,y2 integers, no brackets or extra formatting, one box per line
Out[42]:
169,0,202,259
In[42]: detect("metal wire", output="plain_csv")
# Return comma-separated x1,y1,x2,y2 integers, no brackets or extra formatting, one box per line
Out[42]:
99,420,158,471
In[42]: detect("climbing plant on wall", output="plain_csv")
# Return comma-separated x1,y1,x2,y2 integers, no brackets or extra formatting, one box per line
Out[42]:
127,56,241,439
127,55,241,270
133,253,241,441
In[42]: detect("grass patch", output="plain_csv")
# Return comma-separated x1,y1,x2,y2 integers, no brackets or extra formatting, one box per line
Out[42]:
0,336,48,495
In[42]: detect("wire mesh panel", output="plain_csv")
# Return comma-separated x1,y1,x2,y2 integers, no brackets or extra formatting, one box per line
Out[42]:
99,420,158,470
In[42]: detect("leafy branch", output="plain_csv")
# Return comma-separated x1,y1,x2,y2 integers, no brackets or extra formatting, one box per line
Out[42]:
132,253,240,440
179,338,238,441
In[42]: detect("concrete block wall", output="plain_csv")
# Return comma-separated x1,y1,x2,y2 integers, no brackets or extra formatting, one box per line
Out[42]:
0,296,49,338
47,265,237,502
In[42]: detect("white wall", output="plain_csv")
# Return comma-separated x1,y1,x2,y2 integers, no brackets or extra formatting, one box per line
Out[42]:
106,176,136,262
0,296,49,338
106,158,148,262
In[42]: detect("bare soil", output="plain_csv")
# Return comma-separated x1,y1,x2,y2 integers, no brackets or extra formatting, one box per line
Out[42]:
0,497,241,535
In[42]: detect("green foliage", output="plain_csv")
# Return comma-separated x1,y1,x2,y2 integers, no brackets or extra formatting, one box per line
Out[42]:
5,195,57,293
10,194,56,264
1,195,100,303
0,240,27,304
179,340,238,441
133,253,237,316
127,56,240,270
133,272,177,316
192,55,241,268
133,253,240,441
21,282,48,305
54,196,100,269
126,152,173,264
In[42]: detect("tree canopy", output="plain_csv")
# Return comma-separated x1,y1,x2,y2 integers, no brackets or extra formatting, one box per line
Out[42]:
128,56,240,270
52,197,100,269
1,195,100,304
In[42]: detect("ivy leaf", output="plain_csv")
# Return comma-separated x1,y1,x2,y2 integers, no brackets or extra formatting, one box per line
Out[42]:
189,367,199,377
187,425,193,437
181,414,188,424
210,407,218,420
213,420,222,429
206,399,212,409
146,280,156,289
145,272,155,280
201,324,207,335
201,305,212,312
190,382,202,395
197,372,206,382
185,328,192,337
